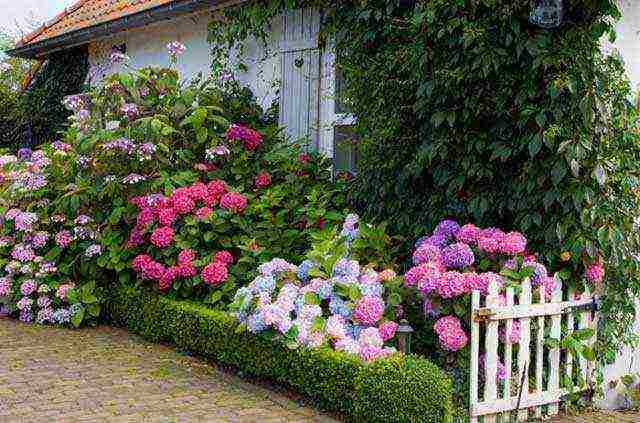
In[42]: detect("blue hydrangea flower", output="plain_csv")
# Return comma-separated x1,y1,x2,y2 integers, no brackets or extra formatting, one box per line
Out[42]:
52,308,71,324
247,313,266,333
316,281,334,300
297,259,316,283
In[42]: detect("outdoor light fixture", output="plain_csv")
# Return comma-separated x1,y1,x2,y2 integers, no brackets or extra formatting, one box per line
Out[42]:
397,319,414,355
529,0,564,29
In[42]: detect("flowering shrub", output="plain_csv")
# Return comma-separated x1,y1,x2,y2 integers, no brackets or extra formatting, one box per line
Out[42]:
405,220,562,353
230,215,403,362
0,150,103,326
44,54,347,294
129,180,245,297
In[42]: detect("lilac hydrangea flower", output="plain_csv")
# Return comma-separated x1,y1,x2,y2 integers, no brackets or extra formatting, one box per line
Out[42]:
14,212,37,231
434,219,460,239
167,41,187,57
20,280,37,296
85,244,102,258
441,242,475,269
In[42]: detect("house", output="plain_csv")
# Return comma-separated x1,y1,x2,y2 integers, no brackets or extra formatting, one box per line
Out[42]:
604,1,640,93
8,0,356,172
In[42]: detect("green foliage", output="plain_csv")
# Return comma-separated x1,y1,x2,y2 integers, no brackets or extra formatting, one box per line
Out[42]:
354,355,454,423
21,47,88,148
49,64,346,302
331,0,640,357
107,283,454,421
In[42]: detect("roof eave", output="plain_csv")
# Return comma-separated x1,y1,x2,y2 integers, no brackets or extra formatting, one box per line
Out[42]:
7,0,228,59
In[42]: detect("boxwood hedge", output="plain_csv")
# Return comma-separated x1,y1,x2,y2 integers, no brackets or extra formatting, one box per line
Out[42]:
106,284,454,422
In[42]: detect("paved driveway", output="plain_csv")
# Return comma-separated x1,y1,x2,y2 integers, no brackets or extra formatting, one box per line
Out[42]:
0,318,338,422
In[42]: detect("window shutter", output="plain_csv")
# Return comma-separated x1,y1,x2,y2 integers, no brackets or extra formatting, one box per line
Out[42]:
278,8,321,150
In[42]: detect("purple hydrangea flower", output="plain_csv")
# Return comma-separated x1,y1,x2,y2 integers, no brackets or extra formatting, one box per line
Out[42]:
434,219,460,239
20,280,37,296
441,242,475,269
17,148,33,160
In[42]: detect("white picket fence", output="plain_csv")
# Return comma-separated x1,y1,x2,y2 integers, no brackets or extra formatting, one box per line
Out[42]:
469,277,597,422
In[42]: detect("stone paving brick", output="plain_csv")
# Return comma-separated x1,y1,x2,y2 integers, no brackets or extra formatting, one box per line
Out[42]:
0,318,338,422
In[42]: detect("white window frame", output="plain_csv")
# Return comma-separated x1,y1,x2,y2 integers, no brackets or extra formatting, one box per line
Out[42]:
318,42,357,172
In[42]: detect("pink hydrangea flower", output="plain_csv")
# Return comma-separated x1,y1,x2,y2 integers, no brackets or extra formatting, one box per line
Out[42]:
477,228,505,254
434,315,468,352
178,249,196,265
455,223,480,244
150,227,174,249
202,261,228,286
136,208,156,228
413,244,441,265
56,284,75,300
500,231,527,255
160,267,179,291
255,172,271,188
195,207,213,219
158,207,177,226
378,321,399,341
171,194,195,214
178,263,197,278
214,251,234,265
206,180,227,203
127,227,145,247
132,254,154,272
188,182,208,200
353,295,385,326
585,264,604,284
436,271,466,298
220,192,247,213
225,124,263,151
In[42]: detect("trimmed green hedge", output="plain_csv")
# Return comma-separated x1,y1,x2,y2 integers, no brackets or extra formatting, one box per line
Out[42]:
107,284,454,422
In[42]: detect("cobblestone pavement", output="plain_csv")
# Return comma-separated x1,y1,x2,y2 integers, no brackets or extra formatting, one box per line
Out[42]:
549,410,640,422
0,318,338,422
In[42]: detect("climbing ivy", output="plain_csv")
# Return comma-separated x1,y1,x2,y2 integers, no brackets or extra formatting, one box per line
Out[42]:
207,0,640,366
21,46,89,148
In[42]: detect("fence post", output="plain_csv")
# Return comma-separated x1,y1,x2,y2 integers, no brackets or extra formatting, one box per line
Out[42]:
517,278,532,422
484,279,500,423
470,290,480,423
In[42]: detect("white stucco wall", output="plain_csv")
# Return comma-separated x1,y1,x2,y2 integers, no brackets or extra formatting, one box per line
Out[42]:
87,11,281,110
606,1,640,91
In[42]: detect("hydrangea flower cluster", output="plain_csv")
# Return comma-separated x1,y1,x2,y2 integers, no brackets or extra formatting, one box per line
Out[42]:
167,41,187,57
129,180,246,291
406,220,558,353
0,151,102,328
224,124,263,151
231,217,399,362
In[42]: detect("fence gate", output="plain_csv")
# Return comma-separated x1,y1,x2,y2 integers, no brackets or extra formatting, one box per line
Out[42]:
469,277,598,422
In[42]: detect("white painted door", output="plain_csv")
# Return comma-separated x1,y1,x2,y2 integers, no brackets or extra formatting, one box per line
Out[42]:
278,7,321,149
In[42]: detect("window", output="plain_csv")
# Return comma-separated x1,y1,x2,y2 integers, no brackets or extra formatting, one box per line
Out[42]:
319,45,358,175
333,125,358,175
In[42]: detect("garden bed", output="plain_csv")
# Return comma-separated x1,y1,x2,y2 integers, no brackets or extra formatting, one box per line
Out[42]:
106,283,454,423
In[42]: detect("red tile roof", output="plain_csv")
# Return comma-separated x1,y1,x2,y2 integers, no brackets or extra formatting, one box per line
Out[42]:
18,0,176,47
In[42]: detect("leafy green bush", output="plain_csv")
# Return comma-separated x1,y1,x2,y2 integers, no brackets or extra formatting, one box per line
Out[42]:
50,62,347,303
333,0,640,357
0,148,104,326
107,283,453,422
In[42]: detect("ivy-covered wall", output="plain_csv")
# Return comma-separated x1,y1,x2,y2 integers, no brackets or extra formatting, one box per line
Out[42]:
20,46,89,148
331,0,640,360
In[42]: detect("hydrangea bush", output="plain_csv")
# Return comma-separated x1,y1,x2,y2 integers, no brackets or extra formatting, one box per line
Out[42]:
230,215,403,362
0,149,103,326
45,49,347,301
406,219,603,355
